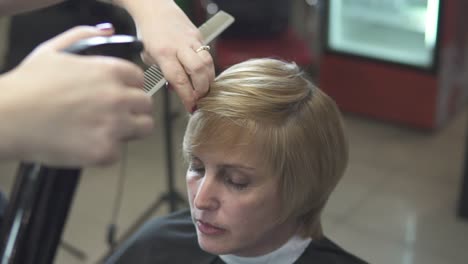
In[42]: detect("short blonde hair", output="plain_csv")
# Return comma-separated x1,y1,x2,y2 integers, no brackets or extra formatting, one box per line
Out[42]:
183,58,348,238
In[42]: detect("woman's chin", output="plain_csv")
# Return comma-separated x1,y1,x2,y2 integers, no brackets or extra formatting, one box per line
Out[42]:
197,237,232,255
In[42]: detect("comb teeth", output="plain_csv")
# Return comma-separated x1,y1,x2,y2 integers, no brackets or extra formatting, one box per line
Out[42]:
143,65,166,96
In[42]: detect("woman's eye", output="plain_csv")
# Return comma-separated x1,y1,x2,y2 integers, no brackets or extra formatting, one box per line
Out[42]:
189,166,205,174
224,177,248,190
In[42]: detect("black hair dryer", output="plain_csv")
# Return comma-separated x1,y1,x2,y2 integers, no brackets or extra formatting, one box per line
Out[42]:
0,35,143,264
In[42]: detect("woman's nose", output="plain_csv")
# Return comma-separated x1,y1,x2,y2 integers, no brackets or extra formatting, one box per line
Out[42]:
193,177,219,211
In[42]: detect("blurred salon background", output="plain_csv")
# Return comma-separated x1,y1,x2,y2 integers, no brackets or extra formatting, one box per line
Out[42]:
0,0,467,263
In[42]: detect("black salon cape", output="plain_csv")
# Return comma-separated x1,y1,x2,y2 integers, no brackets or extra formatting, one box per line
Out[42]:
105,209,368,264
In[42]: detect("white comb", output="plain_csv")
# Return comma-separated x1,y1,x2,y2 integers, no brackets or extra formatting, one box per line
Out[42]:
143,11,235,96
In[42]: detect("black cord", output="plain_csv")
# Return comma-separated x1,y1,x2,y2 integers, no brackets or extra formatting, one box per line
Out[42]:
106,144,128,248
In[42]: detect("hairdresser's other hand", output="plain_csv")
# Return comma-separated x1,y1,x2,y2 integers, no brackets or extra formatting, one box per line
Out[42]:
0,25,154,167
117,0,215,112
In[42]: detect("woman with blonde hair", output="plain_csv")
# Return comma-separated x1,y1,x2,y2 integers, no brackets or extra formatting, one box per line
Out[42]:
107,58,367,264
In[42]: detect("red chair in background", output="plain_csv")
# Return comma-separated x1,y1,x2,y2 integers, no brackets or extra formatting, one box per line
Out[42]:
215,28,313,71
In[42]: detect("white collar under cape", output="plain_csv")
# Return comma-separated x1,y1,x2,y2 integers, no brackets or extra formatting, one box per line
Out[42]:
219,235,312,264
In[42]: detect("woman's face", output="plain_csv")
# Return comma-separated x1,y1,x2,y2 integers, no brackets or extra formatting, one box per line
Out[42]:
186,144,298,257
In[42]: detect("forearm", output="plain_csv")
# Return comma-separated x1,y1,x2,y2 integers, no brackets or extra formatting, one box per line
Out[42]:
0,0,64,16
114,0,175,23
114,0,172,10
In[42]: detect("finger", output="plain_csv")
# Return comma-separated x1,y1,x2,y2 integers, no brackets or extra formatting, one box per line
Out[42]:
133,114,155,139
158,58,196,112
124,88,154,114
194,50,215,99
94,146,120,167
140,50,155,65
113,60,145,88
92,56,145,88
177,46,214,100
120,114,155,141
41,23,115,51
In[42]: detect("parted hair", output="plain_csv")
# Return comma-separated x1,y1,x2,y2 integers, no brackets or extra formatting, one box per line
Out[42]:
183,58,348,238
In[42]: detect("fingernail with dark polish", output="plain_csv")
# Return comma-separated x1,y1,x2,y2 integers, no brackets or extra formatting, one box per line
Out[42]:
191,105,198,113
95,22,114,31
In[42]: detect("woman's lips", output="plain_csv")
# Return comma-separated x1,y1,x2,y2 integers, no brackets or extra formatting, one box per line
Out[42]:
196,220,226,235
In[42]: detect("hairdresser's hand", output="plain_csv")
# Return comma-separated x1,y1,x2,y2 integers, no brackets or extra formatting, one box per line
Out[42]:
0,25,154,167
118,0,215,112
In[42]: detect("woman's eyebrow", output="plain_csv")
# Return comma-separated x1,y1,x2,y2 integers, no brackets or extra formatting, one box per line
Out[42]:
219,163,255,171
189,153,255,171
